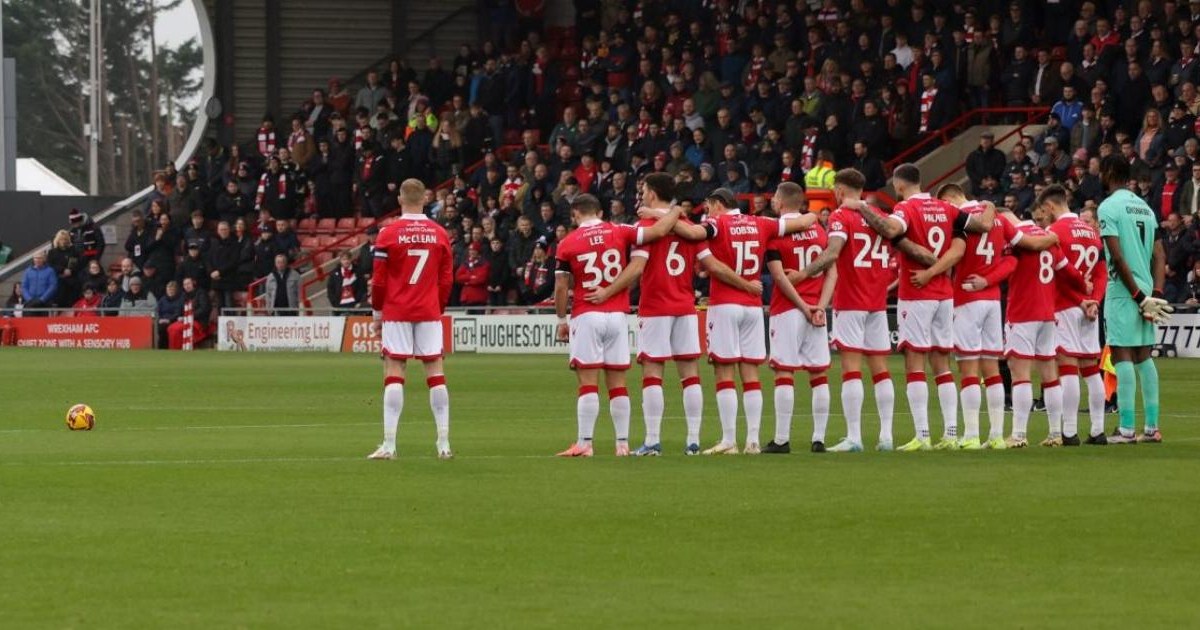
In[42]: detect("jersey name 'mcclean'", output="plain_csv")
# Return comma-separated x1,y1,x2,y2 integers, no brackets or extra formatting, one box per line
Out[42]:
397,233,440,244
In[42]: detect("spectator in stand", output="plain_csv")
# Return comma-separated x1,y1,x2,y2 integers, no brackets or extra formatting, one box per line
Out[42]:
1135,108,1168,170
80,259,106,294
118,276,156,316
99,278,123,316
207,221,241,310
168,173,202,226
145,213,179,281
252,224,282,281
354,70,390,113
455,242,490,310
264,253,300,316
3,284,24,317
518,240,553,305
177,242,209,290
124,210,154,270
1052,85,1084,131
1161,212,1195,303
70,284,101,314
1178,162,1200,216
1071,105,1101,155
287,114,315,169
274,219,301,261
46,230,79,309
966,131,1007,192
67,209,104,264
852,141,886,191
155,280,185,348
183,210,212,254
326,251,367,315
167,277,212,347
20,251,57,316
256,156,296,221
1009,170,1035,216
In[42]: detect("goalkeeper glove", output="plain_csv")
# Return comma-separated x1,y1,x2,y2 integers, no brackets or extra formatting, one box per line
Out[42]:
1134,290,1175,323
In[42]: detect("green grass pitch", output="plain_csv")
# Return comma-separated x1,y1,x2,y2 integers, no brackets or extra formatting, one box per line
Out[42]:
2,349,1199,628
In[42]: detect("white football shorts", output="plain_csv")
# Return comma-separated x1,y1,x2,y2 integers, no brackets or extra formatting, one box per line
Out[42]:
570,311,631,370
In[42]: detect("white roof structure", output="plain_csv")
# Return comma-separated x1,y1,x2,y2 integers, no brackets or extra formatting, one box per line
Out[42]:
15,158,85,196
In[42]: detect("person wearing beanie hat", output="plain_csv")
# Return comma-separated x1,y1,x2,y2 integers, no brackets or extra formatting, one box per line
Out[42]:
67,208,104,264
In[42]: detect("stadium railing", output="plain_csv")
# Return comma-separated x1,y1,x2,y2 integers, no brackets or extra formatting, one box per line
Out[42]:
883,106,1050,175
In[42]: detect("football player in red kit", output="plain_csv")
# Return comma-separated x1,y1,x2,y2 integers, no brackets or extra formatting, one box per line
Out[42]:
763,184,836,454
368,179,455,460
1038,185,1109,445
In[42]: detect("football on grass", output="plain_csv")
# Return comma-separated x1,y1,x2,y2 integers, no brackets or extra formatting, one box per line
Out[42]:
66,404,95,431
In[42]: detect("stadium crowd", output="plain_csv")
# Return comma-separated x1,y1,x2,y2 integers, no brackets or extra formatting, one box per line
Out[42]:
13,0,1200,321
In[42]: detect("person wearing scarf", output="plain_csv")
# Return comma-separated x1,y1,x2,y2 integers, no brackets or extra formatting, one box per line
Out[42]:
326,251,367,315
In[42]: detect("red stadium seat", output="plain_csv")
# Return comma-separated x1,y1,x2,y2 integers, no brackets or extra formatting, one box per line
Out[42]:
297,218,317,234
357,217,376,229
317,235,339,249
356,234,371,246
316,218,337,234
314,252,334,267
299,236,320,251
335,217,357,233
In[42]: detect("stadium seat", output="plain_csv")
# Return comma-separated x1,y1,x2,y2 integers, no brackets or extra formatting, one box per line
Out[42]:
297,218,317,234
316,218,337,234
335,217,356,233
357,217,375,229
314,252,334,267
356,234,371,246
299,236,320,251
317,235,338,249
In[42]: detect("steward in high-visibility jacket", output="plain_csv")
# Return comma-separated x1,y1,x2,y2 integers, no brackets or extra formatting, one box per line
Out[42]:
804,150,836,189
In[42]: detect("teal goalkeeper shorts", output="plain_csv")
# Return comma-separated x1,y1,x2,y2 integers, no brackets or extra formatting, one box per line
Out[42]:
1104,295,1157,348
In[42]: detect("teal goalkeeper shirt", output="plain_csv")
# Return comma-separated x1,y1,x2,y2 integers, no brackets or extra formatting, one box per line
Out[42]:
1098,188,1156,300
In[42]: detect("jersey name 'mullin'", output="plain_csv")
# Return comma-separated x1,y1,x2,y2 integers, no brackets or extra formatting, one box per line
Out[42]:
397,233,439,244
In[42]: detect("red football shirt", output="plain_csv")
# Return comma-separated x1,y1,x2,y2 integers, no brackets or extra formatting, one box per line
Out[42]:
703,211,784,307
953,201,1023,305
370,214,453,322
765,213,828,316
1049,212,1107,311
555,219,644,316
827,206,893,311
890,193,966,300
632,217,709,317
1007,221,1069,323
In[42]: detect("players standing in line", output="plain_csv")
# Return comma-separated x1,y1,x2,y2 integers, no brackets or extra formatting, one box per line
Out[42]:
553,194,682,457
368,179,455,460
853,164,994,451
590,173,760,455
937,184,1019,449
998,206,1089,447
796,169,910,451
1038,185,1110,445
763,184,836,453
1096,157,1173,444
668,186,818,455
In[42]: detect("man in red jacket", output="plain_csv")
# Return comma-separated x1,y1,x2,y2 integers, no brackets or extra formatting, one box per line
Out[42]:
455,242,491,309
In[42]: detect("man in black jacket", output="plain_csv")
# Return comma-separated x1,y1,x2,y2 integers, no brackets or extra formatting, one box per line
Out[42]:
206,222,241,300
1161,212,1196,303
851,142,887,191
326,251,367,315
965,132,1007,193
1001,45,1034,107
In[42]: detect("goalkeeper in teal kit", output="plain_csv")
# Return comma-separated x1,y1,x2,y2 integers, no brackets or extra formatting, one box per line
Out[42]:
1096,156,1173,443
